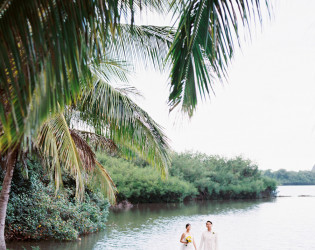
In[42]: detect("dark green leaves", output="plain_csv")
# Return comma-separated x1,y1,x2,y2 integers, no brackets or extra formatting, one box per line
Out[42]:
167,0,267,116
72,68,171,177
0,0,141,150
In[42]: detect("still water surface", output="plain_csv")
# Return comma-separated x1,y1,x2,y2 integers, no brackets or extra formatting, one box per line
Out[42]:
8,186,315,250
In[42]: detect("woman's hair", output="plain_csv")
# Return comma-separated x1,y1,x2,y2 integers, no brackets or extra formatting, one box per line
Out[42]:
186,223,191,229
206,221,212,224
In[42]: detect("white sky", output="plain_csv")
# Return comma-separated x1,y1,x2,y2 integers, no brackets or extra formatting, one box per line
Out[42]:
130,0,315,171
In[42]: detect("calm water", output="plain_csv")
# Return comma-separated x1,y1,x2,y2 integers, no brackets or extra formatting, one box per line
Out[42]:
8,186,315,250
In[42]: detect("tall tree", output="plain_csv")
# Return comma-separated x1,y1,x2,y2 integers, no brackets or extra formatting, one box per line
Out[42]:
0,61,171,248
0,0,267,248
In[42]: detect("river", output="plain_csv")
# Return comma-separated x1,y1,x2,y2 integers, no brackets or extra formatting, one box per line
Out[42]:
7,185,315,250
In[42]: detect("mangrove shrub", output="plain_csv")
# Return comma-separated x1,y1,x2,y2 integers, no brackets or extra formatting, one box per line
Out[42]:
1,159,109,241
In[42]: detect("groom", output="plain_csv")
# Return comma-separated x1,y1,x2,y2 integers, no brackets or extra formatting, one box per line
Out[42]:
199,221,218,250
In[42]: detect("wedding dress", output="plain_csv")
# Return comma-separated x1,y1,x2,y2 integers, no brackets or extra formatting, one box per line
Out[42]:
180,234,195,250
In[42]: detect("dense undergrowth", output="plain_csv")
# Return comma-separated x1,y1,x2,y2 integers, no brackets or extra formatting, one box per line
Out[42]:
1,152,277,241
99,151,277,203
1,158,109,241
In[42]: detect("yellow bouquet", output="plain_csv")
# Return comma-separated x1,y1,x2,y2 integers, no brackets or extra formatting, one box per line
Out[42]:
185,235,192,246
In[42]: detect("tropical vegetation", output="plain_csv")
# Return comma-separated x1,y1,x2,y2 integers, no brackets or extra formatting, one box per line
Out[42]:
97,153,198,203
102,152,277,203
0,0,268,248
170,152,277,199
2,157,110,241
263,169,315,185
2,151,276,242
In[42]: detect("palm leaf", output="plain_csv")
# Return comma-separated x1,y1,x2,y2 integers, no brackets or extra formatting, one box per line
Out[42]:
70,65,171,176
167,0,268,116
70,129,117,203
72,129,119,155
0,0,170,151
36,113,117,201
36,112,85,199
89,160,116,204
108,24,175,71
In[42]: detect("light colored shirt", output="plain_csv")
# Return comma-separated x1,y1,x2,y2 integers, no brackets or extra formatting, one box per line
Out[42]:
199,230,218,250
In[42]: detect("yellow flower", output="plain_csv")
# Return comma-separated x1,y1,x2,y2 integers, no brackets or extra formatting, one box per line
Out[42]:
185,236,192,243
38,225,41,228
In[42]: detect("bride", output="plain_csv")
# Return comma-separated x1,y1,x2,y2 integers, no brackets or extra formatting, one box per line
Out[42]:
180,223,197,250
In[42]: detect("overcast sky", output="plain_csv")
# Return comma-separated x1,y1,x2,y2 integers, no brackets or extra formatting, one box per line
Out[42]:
130,0,315,171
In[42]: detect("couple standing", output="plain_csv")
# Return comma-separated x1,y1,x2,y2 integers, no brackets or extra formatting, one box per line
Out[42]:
180,221,218,250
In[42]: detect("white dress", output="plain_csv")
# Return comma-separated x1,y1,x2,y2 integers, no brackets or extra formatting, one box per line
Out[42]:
180,233,195,250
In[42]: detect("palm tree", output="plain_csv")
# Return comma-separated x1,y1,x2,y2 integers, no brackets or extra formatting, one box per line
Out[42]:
0,0,267,248
36,66,171,201
0,61,171,248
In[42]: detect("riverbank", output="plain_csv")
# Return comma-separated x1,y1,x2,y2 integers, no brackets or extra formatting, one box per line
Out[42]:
98,152,277,204
3,151,276,244
7,186,315,250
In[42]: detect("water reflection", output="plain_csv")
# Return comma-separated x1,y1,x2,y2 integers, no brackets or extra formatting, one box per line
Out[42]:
7,186,315,250
8,199,268,250
99,199,275,250
108,199,271,228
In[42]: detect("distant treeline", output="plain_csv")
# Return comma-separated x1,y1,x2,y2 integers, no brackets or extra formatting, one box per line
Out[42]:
263,169,315,185
98,152,277,203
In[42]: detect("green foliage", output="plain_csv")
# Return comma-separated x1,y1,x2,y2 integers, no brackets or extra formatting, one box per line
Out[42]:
73,70,171,177
2,151,277,242
0,0,268,151
96,151,276,203
2,159,109,241
0,0,170,150
167,0,268,115
97,153,197,203
263,169,315,185
170,152,277,199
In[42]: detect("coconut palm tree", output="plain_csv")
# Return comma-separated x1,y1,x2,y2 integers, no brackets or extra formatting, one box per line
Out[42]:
0,0,267,148
36,65,171,202
0,24,172,248
0,0,267,248
0,60,171,248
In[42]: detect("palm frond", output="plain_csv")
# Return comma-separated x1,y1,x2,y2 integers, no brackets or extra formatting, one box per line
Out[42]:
36,112,84,199
36,114,117,202
108,24,175,71
0,0,170,151
88,160,116,204
72,129,119,156
71,72,171,177
69,129,96,172
88,58,143,98
167,0,268,116
70,129,117,202
0,0,109,149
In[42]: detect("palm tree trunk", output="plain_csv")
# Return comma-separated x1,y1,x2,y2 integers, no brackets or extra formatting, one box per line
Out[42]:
0,148,18,250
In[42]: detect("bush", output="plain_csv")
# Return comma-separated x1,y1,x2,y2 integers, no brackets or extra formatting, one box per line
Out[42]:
97,153,198,203
263,169,315,185
170,152,277,199
2,159,109,241
96,151,276,203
